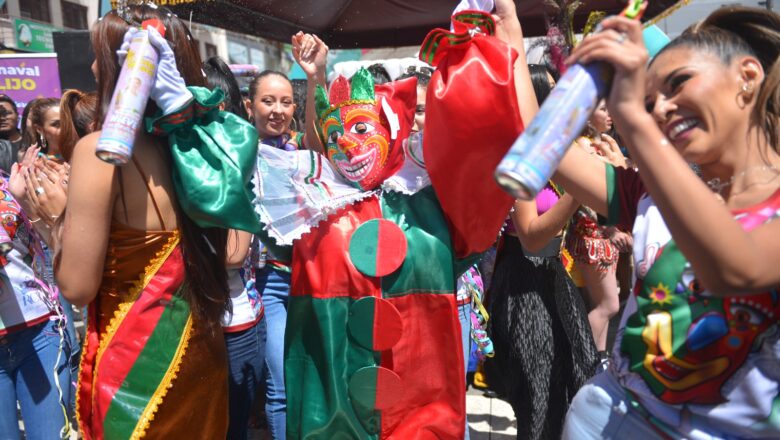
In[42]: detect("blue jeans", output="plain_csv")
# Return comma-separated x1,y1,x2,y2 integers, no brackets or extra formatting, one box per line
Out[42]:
259,267,290,440
0,320,72,440
563,371,724,439
226,317,267,440
458,302,471,440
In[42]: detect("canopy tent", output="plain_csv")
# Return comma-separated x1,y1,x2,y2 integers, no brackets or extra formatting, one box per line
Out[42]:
132,0,681,49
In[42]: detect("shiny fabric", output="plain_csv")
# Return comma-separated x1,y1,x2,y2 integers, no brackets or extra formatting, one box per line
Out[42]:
287,192,465,439
145,86,260,233
421,12,523,258
78,222,228,439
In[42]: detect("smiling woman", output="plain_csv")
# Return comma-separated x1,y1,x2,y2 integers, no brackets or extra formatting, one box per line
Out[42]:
548,6,780,439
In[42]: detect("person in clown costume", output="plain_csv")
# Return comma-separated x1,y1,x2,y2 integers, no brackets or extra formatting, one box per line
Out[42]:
252,1,537,438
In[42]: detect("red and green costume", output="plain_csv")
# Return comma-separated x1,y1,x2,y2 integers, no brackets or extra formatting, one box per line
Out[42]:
254,12,524,439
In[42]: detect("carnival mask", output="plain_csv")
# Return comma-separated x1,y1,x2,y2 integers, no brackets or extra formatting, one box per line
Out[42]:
315,68,416,191
622,242,780,404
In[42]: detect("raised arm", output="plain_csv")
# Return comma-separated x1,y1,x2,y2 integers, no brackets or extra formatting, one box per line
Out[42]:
292,32,328,154
56,132,116,306
493,0,539,123
566,16,780,294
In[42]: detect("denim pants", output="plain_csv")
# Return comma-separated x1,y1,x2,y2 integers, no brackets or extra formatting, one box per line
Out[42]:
226,317,267,440
458,302,471,440
0,320,71,440
563,371,725,440
259,267,291,440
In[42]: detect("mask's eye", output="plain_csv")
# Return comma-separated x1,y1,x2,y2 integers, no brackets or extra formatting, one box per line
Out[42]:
328,131,341,144
730,304,765,326
350,122,375,135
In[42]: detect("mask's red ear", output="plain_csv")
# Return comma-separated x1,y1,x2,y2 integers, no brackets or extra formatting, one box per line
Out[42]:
375,76,416,142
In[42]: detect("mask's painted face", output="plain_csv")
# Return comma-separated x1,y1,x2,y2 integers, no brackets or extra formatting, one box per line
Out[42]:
321,103,394,190
316,68,416,191
623,242,780,405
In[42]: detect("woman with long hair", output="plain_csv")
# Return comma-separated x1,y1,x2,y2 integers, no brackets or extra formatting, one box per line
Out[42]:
244,35,327,439
56,5,257,438
555,6,780,438
486,64,597,440
204,55,267,440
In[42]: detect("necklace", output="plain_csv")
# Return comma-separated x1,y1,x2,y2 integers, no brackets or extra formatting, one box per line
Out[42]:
706,165,780,194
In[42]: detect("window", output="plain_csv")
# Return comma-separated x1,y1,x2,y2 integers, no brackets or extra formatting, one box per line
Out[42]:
61,1,88,30
20,0,52,23
205,43,218,59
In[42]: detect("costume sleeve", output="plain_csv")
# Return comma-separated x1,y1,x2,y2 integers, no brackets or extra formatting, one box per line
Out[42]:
145,86,261,233
605,164,644,232
420,12,522,259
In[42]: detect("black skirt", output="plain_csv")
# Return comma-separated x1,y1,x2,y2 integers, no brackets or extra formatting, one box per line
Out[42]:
485,235,597,440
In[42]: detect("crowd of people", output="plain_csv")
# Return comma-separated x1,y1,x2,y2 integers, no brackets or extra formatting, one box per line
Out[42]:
0,0,778,439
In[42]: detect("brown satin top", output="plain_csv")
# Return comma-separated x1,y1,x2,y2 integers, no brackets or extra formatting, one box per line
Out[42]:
89,160,228,437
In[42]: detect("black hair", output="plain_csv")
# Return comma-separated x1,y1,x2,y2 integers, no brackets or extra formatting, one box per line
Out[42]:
203,56,248,120
0,94,17,113
398,66,431,89
247,70,292,103
366,63,391,85
528,64,555,105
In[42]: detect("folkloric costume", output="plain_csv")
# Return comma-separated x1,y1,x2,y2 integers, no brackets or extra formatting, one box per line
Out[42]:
252,11,523,439
77,87,260,439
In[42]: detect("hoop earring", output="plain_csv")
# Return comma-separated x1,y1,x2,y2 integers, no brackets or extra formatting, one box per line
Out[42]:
37,133,48,151
738,82,754,106
290,118,299,133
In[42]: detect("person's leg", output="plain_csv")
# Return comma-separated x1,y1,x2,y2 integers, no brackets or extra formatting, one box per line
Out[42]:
578,262,620,353
226,318,267,440
457,302,471,440
260,268,290,440
15,321,72,440
0,338,21,440
57,295,81,410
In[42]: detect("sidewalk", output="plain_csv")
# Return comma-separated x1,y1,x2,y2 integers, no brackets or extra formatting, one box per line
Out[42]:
467,387,517,439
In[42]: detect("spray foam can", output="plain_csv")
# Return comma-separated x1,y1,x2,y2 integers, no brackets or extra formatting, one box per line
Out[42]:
494,62,612,200
96,19,165,165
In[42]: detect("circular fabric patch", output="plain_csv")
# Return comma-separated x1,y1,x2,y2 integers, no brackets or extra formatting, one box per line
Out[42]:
348,219,407,277
348,297,403,351
348,366,403,410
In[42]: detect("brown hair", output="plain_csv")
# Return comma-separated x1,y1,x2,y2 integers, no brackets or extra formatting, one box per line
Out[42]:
58,90,97,162
29,98,59,153
654,7,780,151
92,5,228,326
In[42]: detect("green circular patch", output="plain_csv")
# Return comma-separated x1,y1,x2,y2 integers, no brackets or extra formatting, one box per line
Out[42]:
348,219,407,277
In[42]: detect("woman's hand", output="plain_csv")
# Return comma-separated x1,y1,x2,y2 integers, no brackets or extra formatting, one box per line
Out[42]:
292,32,328,80
492,0,522,48
595,134,628,168
606,226,633,252
23,162,67,227
145,27,192,115
565,16,648,122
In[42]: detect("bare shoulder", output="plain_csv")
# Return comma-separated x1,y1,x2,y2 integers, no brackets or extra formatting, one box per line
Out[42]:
70,130,117,189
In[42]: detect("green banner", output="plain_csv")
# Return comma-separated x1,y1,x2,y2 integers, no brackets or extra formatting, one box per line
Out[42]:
14,19,60,53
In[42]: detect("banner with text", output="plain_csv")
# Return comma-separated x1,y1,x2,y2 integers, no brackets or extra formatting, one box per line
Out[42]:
0,54,61,118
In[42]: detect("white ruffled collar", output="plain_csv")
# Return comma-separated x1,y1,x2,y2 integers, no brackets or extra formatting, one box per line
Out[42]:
252,136,429,246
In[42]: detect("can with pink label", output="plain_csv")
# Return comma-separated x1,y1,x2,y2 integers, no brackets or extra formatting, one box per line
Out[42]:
96,19,165,165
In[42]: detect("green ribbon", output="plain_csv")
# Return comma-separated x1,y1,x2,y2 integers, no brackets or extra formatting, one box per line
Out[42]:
146,86,261,233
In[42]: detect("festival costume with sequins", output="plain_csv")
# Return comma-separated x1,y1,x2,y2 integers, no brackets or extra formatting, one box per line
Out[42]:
253,12,522,439
76,87,259,440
